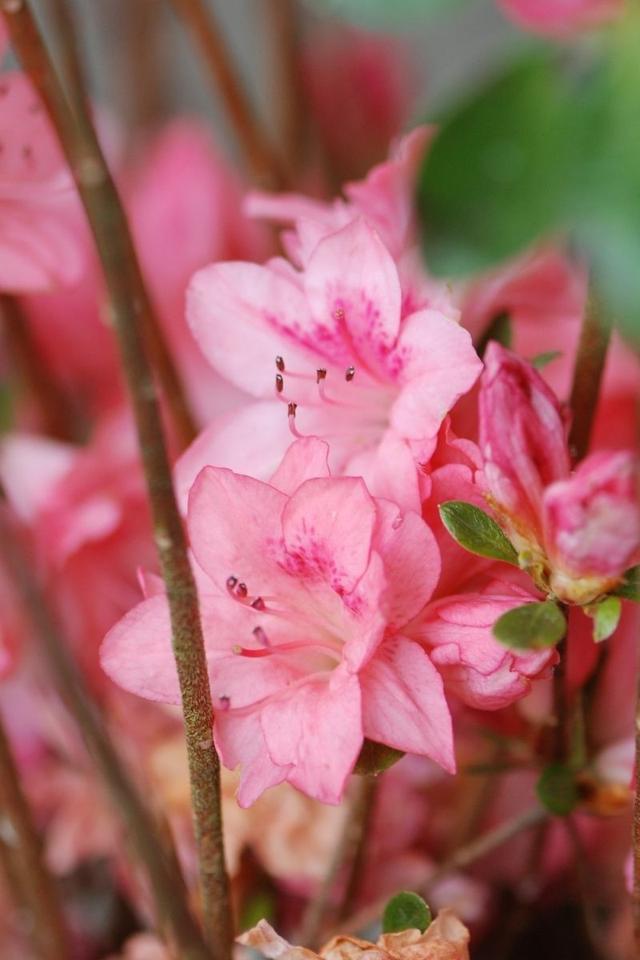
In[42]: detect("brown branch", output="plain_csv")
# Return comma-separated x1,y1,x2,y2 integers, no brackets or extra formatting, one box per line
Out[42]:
568,294,611,464
167,0,289,188
299,775,378,949
0,514,211,960
0,710,69,960
1,294,79,441
267,0,306,171
2,4,231,958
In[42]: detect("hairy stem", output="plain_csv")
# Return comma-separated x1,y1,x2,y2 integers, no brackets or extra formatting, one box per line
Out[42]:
0,710,68,960
3,4,231,956
299,776,378,948
0,515,211,960
168,0,289,188
568,295,611,464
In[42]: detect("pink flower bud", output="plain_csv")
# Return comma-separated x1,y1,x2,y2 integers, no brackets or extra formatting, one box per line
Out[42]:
544,450,640,602
497,0,624,37
479,343,570,552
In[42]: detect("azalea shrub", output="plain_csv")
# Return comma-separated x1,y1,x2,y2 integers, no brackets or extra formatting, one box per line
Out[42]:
0,2,638,959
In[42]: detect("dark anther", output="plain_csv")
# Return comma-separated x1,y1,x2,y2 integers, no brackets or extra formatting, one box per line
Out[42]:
288,401,297,417
275,373,284,393
251,597,266,610
226,575,238,592
219,695,230,709
236,582,248,598
345,366,356,382
316,368,327,383
252,626,270,646
275,356,285,372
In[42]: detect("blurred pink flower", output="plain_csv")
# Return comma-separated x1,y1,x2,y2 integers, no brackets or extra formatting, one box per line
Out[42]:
0,72,83,292
103,437,454,805
479,343,640,603
497,0,624,35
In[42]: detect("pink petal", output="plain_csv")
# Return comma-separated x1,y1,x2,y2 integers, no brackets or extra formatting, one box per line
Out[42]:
281,476,376,594
100,596,180,704
187,261,313,398
304,217,402,369
215,707,290,807
0,433,75,522
270,438,331,494
360,637,455,772
260,668,363,804
373,499,440,628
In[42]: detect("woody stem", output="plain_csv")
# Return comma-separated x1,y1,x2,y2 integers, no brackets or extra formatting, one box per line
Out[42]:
2,4,231,957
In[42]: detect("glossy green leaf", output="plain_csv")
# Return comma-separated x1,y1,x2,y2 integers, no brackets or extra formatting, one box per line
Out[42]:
589,596,622,642
536,763,578,817
493,601,566,650
354,739,404,776
439,501,518,566
382,892,432,934
614,566,640,602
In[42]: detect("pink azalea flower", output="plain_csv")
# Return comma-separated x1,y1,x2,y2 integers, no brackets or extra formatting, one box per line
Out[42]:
187,153,481,509
479,343,640,603
497,0,624,35
0,72,83,292
102,437,455,805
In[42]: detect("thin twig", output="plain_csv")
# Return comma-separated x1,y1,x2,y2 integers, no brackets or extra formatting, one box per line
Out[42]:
3,5,231,958
568,294,611,464
299,776,378,948
1,295,79,441
0,710,68,960
0,514,210,960
335,806,547,940
168,0,289,188
267,0,306,170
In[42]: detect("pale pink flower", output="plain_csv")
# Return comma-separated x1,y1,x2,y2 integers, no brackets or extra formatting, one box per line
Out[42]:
103,437,455,805
0,72,83,292
238,911,470,960
497,0,624,35
106,934,171,960
187,208,480,506
479,343,640,603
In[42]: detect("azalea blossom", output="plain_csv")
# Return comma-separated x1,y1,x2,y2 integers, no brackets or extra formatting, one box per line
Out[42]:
497,0,625,35
479,343,640,603
0,71,83,292
238,911,470,960
184,131,480,508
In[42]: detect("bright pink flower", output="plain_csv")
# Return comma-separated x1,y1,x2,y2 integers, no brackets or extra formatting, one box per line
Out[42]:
103,438,455,805
412,582,558,710
0,72,83,292
479,341,570,550
544,451,640,600
497,0,624,35
479,343,640,603
187,213,480,502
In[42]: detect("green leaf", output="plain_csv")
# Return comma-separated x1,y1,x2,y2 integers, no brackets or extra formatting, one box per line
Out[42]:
614,566,640,601
531,350,562,369
240,890,276,931
438,501,518,566
536,763,579,817
589,596,622,642
382,892,432,934
306,0,466,29
354,740,404,776
418,56,573,277
493,601,566,651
